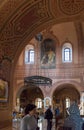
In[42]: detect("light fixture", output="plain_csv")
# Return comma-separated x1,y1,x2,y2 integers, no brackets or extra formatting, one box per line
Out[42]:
24,33,52,87
24,75,52,86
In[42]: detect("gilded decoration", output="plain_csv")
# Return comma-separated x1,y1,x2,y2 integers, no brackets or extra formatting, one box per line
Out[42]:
0,0,37,31
0,79,8,102
0,0,53,64
0,79,9,109
58,0,84,15
0,0,84,82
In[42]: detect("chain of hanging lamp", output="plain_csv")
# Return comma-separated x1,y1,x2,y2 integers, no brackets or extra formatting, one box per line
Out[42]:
24,33,52,87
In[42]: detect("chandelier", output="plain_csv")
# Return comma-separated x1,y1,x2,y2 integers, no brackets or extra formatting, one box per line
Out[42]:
24,33,52,87
24,75,52,86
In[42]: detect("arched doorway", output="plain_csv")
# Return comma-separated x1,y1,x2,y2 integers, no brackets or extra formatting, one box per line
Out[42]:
16,85,44,114
52,84,80,118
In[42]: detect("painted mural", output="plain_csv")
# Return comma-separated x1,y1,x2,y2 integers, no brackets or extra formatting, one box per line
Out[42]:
41,38,56,69
0,79,8,102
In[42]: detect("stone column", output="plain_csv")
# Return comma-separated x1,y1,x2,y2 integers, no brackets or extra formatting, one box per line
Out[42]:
80,91,84,115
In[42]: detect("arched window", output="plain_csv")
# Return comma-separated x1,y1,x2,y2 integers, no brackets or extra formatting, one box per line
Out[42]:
25,44,34,64
35,98,42,109
62,43,72,62
65,97,70,108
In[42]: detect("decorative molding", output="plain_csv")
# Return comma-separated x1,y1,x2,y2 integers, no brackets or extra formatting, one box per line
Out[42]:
58,0,84,15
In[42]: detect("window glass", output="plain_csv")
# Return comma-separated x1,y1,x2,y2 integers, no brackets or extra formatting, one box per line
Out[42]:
35,98,42,108
25,45,34,64
66,98,70,108
62,43,72,63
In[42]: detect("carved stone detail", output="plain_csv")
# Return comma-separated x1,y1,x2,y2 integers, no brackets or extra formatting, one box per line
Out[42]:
58,0,84,15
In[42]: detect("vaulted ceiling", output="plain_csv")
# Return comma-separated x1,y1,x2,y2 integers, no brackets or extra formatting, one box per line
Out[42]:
0,0,84,73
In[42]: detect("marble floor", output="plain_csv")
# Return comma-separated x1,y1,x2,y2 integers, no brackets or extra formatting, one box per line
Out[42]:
12,118,56,130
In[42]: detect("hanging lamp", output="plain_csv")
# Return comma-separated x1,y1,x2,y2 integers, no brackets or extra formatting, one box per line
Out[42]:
24,33,52,87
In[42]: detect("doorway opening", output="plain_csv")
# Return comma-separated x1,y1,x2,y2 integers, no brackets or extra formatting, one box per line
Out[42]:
53,84,80,119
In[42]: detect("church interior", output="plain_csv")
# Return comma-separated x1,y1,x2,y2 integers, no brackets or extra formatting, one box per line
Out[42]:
0,0,84,130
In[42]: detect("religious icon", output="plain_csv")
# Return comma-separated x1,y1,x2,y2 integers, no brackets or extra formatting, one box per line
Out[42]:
41,38,56,69
0,79,8,102
44,97,51,107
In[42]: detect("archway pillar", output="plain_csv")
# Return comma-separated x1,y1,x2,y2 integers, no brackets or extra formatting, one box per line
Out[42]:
80,91,84,115
42,86,53,109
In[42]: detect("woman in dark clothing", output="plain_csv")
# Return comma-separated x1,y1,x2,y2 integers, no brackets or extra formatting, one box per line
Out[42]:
45,105,53,130
20,104,38,130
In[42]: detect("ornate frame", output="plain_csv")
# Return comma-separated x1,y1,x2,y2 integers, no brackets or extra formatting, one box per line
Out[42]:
0,79,8,102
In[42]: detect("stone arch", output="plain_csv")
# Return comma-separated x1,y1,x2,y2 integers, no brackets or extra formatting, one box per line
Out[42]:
15,84,44,108
52,81,81,118
16,85,43,99
52,83,80,102
51,80,83,96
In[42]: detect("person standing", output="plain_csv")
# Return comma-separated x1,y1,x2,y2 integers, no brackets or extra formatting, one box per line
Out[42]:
55,106,60,128
20,104,38,130
45,105,53,130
